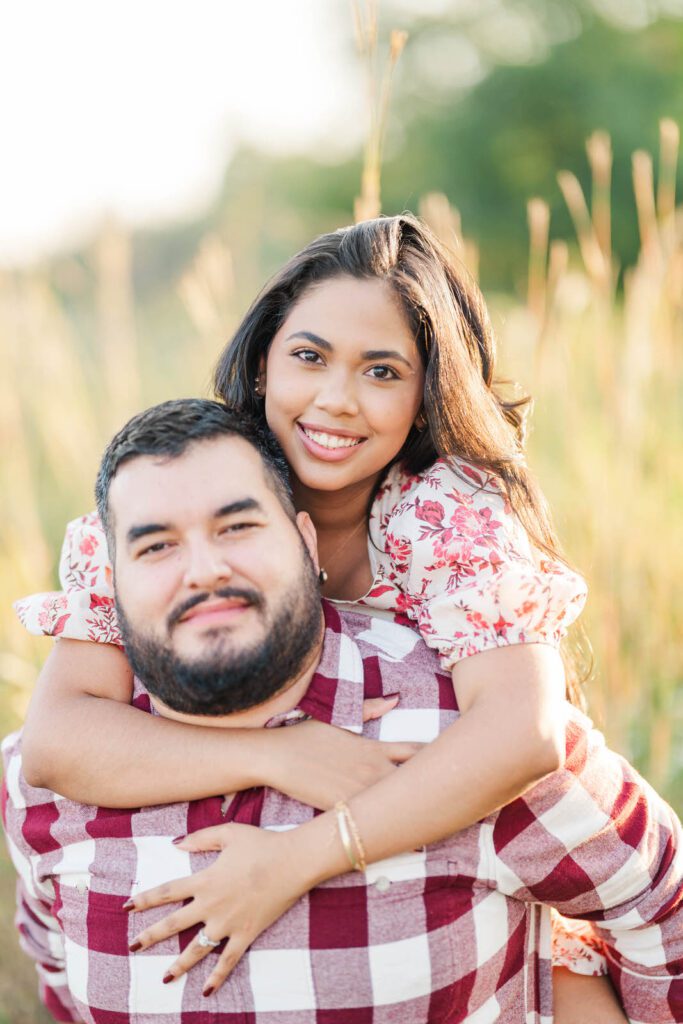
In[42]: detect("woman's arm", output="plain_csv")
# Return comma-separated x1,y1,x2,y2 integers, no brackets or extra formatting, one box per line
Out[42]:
553,970,627,1024
21,639,418,807
127,644,567,974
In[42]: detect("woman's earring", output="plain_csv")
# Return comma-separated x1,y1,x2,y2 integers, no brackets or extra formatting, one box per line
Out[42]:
254,375,265,398
415,411,427,431
318,568,329,585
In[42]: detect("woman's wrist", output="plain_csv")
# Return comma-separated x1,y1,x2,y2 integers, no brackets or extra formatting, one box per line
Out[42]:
282,811,351,892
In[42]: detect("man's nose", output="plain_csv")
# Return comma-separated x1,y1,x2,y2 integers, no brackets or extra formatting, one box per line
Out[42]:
182,541,232,589
313,370,360,418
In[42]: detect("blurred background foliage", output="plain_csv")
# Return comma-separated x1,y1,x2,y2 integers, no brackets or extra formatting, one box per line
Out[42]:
1,1,682,1018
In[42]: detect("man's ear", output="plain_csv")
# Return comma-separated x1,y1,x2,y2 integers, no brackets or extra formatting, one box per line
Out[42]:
295,511,319,571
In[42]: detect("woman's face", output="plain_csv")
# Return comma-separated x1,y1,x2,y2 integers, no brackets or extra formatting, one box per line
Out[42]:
264,275,425,495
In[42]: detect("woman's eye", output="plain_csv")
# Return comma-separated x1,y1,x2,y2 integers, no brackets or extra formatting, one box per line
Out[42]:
367,365,399,380
293,348,323,364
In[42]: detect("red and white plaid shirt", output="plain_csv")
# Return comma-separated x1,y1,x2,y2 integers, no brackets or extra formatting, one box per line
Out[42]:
2,602,682,1023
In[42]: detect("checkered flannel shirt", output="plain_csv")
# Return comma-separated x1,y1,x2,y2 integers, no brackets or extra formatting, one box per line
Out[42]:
2,602,682,1023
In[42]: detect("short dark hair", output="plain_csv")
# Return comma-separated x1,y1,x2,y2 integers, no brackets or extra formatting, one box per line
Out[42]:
95,398,294,550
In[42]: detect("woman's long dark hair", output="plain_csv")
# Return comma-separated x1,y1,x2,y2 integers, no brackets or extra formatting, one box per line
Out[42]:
214,213,589,703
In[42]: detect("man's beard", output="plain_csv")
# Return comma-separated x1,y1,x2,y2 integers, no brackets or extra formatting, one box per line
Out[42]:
116,556,323,716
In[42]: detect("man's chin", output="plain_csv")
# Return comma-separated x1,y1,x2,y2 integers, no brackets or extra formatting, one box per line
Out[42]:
171,623,261,663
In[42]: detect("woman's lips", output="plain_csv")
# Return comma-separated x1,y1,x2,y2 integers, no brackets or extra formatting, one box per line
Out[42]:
296,422,366,462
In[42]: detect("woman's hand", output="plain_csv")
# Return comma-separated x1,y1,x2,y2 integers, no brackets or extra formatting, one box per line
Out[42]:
126,821,327,996
261,697,421,809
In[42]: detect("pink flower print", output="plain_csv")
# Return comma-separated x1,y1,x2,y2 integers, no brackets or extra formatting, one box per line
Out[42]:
414,498,445,527
79,534,99,557
493,614,512,637
459,463,486,488
517,600,538,617
395,590,420,616
366,583,396,600
385,531,411,564
488,550,504,573
448,504,502,547
52,614,71,636
432,533,471,564
90,593,114,611
466,610,489,631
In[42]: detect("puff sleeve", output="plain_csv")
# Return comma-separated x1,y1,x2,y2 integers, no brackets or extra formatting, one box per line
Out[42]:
371,459,587,672
13,512,122,646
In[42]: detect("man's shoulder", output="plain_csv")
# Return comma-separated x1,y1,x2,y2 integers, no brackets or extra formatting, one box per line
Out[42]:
323,599,421,647
321,600,445,673
315,602,456,741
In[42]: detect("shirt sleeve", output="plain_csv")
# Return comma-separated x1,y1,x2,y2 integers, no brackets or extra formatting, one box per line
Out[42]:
381,460,587,671
1,737,82,1023
488,706,683,1022
14,878,83,1023
13,512,122,646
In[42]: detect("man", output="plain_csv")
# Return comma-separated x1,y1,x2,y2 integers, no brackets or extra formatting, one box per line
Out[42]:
2,399,682,1023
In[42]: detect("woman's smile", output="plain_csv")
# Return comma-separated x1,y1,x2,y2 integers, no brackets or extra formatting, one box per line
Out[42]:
297,421,367,461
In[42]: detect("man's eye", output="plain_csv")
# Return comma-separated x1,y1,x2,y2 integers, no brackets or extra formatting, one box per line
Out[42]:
293,348,323,364
139,541,171,557
366,365,399,380
219,521,258,534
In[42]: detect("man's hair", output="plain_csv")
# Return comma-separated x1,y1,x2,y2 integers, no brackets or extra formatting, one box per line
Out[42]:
95,398,294,550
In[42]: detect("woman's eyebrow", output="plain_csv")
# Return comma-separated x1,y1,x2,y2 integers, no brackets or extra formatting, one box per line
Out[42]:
287,331,413,369
362,349,413,368
286,330,332,351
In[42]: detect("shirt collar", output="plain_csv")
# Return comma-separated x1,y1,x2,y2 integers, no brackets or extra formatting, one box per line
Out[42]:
266,600,365,734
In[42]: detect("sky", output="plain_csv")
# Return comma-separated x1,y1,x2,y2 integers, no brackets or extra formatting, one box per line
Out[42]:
0,0,361,265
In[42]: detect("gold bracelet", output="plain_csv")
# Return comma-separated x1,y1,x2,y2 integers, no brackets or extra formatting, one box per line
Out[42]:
335,801,367,872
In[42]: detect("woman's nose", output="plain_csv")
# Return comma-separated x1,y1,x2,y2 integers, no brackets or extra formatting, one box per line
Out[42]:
313,371,360,417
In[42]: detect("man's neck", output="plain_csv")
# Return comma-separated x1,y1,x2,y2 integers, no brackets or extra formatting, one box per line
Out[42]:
150,628,324,729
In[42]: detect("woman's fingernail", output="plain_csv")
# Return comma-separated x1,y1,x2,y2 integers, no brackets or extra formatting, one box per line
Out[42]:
129,941,142,953
203,985,215,998
122,899,135,911
172,835,187,845
384,692,400,701
163,973,175,985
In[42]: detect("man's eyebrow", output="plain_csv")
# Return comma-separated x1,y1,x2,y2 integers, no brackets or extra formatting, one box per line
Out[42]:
214,498,264,517
287,332,414,369
126,523,170,545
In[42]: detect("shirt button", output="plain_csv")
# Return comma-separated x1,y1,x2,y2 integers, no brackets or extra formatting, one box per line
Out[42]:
374,876,391,893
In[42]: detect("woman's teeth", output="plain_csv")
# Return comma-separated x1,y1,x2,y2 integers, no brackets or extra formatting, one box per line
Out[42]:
302,427,363,449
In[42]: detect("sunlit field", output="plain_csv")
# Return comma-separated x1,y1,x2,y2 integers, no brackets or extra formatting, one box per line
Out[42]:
0,113,681,1017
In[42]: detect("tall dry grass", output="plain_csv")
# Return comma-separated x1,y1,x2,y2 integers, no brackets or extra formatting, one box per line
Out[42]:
0,67,680,1024
1,122,680,785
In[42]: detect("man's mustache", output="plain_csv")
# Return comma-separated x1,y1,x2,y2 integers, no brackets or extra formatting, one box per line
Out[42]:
167,586,264,631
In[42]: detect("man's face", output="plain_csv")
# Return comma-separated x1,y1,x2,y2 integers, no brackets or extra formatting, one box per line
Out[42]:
110,435,322,715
